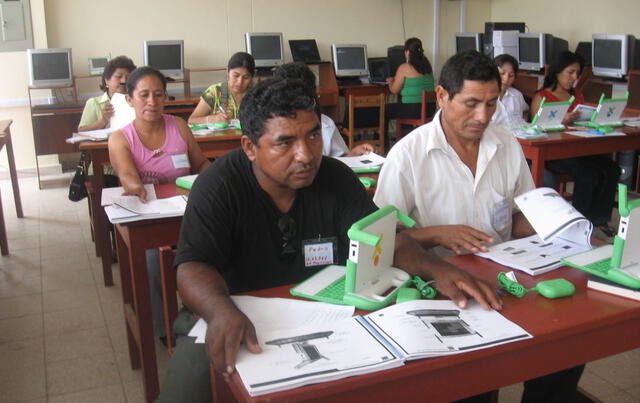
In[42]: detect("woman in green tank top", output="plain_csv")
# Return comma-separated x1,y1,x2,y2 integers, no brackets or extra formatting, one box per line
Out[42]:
386,38,436,137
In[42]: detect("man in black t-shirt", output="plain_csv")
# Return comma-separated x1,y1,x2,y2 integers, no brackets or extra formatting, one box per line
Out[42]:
157,78,501,403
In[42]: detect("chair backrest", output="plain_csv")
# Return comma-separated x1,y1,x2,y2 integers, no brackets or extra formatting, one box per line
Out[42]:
420,90,437,122
345,93,385,153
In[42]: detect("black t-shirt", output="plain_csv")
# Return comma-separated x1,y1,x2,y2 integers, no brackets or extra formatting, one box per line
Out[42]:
175,149,376,294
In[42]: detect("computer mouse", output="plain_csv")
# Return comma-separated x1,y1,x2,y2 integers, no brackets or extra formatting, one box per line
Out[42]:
168,95,176,101
359,177,377,188
395,287,422,304
535,278,575,299
212,122,229,129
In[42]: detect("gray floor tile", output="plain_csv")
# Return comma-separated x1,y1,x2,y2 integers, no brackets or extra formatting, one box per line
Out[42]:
45,326,113,362
0,364,46,402
0,293,43,320
48,384,126,403
43,303,106,336
0,337,45,372
45,352,120,396
0,313,43,343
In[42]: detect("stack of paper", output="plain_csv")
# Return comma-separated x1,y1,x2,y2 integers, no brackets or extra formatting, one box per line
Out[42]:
102,185,186,224
334,152,386,172
476,187,593,275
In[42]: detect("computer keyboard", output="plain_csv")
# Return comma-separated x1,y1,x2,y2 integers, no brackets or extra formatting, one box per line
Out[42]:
316,276,346,299
585,258,613,274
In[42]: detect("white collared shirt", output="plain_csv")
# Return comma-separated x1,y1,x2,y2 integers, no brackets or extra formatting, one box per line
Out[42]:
321,114,349,157
492,87,529,126
373,111,535,257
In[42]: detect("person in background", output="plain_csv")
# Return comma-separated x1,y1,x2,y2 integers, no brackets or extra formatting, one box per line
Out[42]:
156,77,500,403
108,66,210,341
78,56,136,131
531,51,620,235
375,49,585,403
491,53,529,126
188,52,255,125
274,62,375,157
386,37,436,136
76,55,136,186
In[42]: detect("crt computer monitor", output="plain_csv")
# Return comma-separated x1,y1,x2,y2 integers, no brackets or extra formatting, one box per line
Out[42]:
331,44,368,77
143,40,184,80
455,33,483,53
245,32,284,68
592,34,635,78
289,39,322,64
518,33,546,71
27,48,74,88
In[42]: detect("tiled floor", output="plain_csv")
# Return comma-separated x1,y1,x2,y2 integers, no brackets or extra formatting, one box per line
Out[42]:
0,175,638,403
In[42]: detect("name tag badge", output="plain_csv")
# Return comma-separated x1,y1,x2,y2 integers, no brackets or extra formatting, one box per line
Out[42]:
171,154,190,169
302,237,337,268
492,198,511,232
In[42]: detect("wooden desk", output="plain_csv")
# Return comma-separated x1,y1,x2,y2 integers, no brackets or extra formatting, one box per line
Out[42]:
0,120,24,255
81,129,242,287
215,256,640,402
518,126,640,186
113,184,182,402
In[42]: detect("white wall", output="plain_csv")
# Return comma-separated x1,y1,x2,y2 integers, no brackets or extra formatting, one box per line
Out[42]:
1,0,637,174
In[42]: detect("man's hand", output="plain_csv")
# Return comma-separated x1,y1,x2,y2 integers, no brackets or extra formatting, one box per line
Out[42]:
348,143,375,156
429,263,503,310
204,298,262,379
433,225,494,254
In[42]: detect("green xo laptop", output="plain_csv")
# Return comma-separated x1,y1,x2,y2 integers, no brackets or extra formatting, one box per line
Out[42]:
562,184,640,289
531,96,574,132
573,92,629,132
290,205,414,311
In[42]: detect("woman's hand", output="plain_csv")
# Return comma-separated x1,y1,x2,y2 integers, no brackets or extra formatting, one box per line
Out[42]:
207,110,228,124
122,182,147,202
562,110,580,126
101,103,115,124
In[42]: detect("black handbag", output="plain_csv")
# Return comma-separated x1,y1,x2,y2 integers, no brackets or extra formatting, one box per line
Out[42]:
68,151,88,201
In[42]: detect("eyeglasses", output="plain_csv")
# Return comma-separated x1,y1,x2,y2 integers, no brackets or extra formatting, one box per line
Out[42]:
278,215,297,257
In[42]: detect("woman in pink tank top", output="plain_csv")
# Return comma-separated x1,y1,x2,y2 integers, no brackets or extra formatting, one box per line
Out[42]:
108,67,210,201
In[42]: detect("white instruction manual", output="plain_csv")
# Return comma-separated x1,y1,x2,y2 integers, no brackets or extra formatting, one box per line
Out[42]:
476,187,593,275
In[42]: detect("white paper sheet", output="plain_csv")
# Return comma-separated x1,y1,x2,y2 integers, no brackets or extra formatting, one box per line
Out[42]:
109,93,135,130
100,185,156,206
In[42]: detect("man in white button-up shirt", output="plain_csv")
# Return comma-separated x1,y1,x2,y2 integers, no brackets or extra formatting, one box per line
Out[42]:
375,50,584,403
375,51,536,257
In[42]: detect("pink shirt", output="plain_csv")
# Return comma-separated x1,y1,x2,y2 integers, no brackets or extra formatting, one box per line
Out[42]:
121,114,190,184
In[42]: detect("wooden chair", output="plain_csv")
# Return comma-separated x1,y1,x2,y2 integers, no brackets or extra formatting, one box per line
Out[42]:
554,173,574,200
341,94,385,154
395,90,437,141
159,246,179,355
626,69,640,114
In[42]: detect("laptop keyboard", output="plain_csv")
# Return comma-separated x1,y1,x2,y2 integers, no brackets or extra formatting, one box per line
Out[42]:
584,258,612,274
316,276,346,299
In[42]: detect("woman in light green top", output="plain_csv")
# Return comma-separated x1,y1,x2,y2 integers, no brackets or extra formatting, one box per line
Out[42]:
78,56,136,131
386,38,435,134
188,52,255,124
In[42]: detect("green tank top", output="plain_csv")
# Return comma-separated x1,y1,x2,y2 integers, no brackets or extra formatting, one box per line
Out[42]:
400,75,435,104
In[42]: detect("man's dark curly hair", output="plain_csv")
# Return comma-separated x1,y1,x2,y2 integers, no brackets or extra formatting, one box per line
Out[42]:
239,77,320,145
439,50,501,100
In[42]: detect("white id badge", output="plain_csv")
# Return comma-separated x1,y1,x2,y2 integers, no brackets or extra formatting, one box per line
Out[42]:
302,237,337,268
492,198,511,232
171,154,190,169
